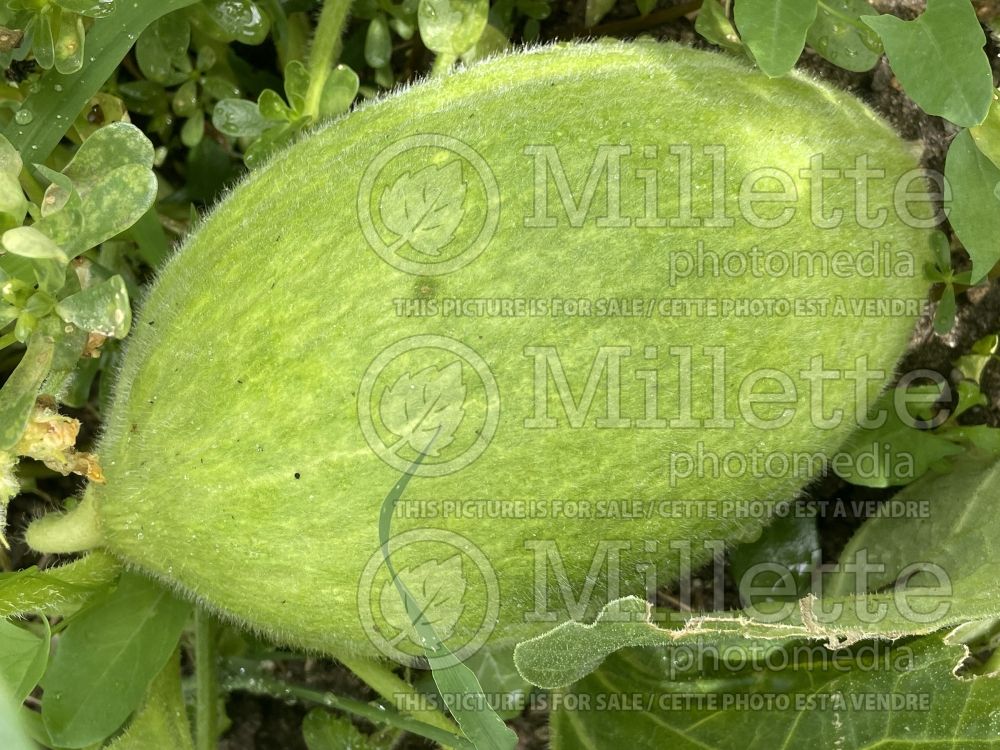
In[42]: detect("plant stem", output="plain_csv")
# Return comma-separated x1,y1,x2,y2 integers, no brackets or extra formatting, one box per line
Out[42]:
0,332,17,351
302,0,353,120
336,653,461,736
431,52,457,77
195,608,218,750
24,492,102,553
222,663,474,750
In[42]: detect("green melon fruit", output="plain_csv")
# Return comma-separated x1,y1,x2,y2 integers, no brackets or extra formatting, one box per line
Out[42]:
28,41,934,663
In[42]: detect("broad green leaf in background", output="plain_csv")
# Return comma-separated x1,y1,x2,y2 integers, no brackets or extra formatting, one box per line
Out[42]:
463,646,533,720
104,652,194,750
550,637,1000,750
0,619,50,703
41,572,192,748
695,0,743,53
733,0,818,77
0,332,55,451
862,0,993,127
946,128,1000,284
806,0,881,72
833,400,964,487
135,12,192,85
302,709,389,750
0,552,120,619
418,0,489,56
0,687,32,750
55,275,132,339
830,456,1000,597
729,513,819,603
365,15,393,68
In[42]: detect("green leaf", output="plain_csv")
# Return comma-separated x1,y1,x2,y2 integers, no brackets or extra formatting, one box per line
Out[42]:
0,172,28,232
830,455,1000,597
0,135,22,178
862,0,993,127
283,59,310,115
584,0,615,27
729,513,818,602
104,652,194,750
53,12,85,74
365,16,392,68
212,98,269,138
695,0,743,52
55,275,131,338
946,128,1000,283
302,709,384,750
53,0,118,18
0,332,55,451
463,646,532,721
834,394,964,487
1,226,68,262
550,636,1000,750
61,122,155,190
733,0,818,77
135,12,192,85
319,65,359,118
418,0,488,56
1,0,201,164
41,572,192,748
192,0,271,45
807,0,880,72
257,88,293,122
0,688,33,750
970,91,1000,171
0,552,120,619
0,619,50,703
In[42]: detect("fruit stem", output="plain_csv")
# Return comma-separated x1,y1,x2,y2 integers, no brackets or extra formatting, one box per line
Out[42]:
302,0,353,120
335,653,462,737
24,493,102,553
195,608,219,750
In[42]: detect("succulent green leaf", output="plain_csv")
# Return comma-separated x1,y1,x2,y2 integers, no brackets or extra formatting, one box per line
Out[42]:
945,128,1000,284
418,0,488,55
0,619,50,703
41,572,192,748
807,0,880,72
734,0,818,77
257,88,293,122
61,122,155,191
283,59,310,115
53,12,85,74
55,275,131,338
0,331,54,450
2,226,68,262
365,15,392,68
0,134,22,177
212,98,270,138
135,12,192,85
33,11,56,69
319,65,359,118
0,172,27,232
192,0,271,45
862,0,993,127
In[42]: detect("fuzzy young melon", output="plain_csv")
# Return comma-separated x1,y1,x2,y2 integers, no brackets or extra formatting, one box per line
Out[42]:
28,41,934,663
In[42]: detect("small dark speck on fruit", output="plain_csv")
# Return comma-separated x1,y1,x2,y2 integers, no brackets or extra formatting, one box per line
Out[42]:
294,472,301,479
147,320,155,326
237,379,244,385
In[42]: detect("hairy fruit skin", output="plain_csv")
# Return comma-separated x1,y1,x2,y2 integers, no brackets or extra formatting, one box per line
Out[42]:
29,42,933,661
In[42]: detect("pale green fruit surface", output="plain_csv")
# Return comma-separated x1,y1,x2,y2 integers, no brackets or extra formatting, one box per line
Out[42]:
29,41,933,661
